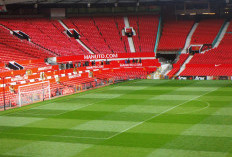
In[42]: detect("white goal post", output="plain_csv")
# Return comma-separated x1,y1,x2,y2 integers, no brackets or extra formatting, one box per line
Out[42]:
18,81,51,107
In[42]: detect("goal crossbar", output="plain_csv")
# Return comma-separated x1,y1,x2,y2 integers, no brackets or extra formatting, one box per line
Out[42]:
18,81,51,107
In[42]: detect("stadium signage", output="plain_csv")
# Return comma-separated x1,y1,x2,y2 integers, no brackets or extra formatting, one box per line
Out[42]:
194,76,206,80
219,76,228,80
57,52,156,63
176,76,207,80
68,74,81,79
178,76,187,80
84,54,118,60
120,63,142,67
38,66,53,71
86,65,104,70
11,75,28,82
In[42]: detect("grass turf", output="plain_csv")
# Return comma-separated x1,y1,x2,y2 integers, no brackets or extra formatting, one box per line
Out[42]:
0,79,232,157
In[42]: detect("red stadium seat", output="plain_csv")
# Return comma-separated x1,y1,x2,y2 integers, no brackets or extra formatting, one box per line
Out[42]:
181,21,232,76
158,20,194,51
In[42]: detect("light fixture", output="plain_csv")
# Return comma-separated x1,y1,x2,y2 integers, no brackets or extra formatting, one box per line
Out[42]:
34,3,38,9
136,2,139,7
202,12,216,15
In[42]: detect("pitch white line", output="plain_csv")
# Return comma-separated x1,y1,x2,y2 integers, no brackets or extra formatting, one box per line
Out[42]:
3,80,133,116
54,95,123,116
106,88,217,139
53,81,145,116
179,100,210,114
5,103,55,116
7,94,122,117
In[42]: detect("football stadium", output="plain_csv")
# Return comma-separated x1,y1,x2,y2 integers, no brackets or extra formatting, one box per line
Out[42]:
0,0,232,156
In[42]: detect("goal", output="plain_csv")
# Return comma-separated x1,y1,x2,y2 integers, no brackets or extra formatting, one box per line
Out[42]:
18,81,51,107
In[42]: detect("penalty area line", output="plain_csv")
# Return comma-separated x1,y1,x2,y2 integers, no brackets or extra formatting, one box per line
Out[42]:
106,88,217,140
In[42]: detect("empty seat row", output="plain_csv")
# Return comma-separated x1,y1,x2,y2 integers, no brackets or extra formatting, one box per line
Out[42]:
191,19,224,45
180,21,232,76
158,20,194,51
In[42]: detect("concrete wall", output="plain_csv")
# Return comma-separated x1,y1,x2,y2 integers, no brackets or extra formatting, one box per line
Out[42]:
50,8,65,18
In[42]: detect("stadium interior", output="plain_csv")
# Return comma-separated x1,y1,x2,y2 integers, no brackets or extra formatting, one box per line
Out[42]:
0,0,232,108
1,1,232,157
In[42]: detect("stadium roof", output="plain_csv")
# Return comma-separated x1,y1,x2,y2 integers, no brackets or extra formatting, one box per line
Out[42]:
1,0,227,5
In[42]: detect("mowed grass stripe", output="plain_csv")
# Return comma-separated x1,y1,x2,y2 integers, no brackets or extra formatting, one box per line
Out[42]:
0,80,174,140
4,141,93,157
105,87,218,139
147,148,228,157
75,80,232,157
0,80,232,157
0,80,140,117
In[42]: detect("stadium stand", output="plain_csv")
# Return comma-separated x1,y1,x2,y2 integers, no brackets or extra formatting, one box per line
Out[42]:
190,19,224,45
114,16,131,53
0,18,89,56
93,16,127,53
129,15,159,52
16,59,51,70
0,51,159,107
1,15,229,107
0,25,50,62
0,63,8,72
158,20,194,51
62,17,112,54
94,67,150,80
63,15,159,54
167,54,189,78
180,22,232,76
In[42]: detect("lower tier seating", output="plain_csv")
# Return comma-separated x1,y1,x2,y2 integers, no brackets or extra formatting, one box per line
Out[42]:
167,54,189,78
180,66,232,76
0,58,158,108
180,22,232,76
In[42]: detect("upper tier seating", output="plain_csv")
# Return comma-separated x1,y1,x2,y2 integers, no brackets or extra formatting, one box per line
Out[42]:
0,18,89,56
63,16,131,54
180,22,232,76
129,15,159,52
0,26,50,62
63,17,113,54
158,20,194,51
114,16,131,53
93,16,127,53
0,16,159,56
64,15,159,53
191,19,224,45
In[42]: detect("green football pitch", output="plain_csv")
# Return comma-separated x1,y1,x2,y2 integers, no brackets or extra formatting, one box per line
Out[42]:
1,79,232,157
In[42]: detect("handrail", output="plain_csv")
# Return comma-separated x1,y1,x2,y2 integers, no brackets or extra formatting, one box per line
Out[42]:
212,20,226,47
154,16,162,56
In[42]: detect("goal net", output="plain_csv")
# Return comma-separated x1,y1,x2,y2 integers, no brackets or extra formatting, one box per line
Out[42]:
18,81,51,107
